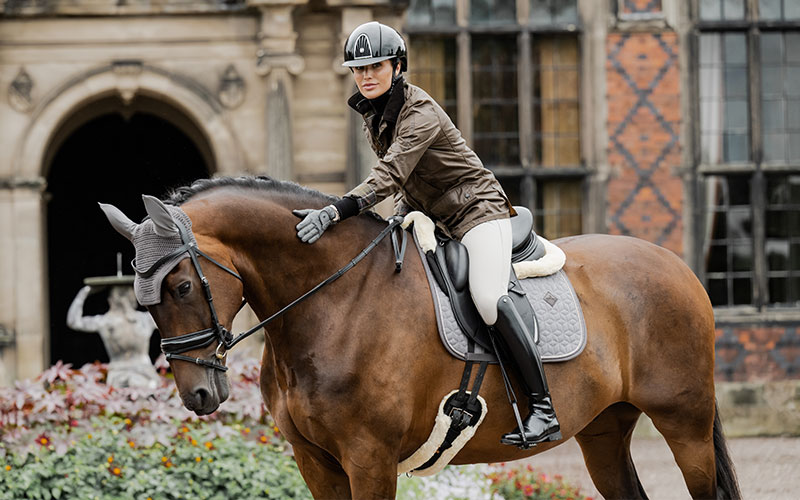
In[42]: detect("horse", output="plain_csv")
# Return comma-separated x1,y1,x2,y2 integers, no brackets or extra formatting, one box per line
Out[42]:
101,176,740,499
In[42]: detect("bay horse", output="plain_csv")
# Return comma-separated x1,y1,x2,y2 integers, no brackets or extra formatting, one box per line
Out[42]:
102,177,740,499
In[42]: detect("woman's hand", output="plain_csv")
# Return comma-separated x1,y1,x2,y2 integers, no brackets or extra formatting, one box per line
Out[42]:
293,205,340,244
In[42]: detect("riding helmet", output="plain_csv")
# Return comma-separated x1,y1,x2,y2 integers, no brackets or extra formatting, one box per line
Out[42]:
343,21,407,72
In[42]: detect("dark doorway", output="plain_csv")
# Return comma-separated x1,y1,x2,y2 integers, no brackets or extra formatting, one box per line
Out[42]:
47,109,210,366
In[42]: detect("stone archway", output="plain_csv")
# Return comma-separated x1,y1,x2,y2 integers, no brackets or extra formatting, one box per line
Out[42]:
8,64,245,379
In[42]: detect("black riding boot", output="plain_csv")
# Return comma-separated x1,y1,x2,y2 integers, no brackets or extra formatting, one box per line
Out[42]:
493,295,561,448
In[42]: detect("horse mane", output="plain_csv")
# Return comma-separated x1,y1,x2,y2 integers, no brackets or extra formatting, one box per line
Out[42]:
164,175,385,222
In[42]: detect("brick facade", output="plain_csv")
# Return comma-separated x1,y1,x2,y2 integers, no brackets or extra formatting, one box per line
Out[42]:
606,11,800,383
606,31,683,256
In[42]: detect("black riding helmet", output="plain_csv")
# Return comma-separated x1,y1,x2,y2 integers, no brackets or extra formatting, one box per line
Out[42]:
343,21,408,72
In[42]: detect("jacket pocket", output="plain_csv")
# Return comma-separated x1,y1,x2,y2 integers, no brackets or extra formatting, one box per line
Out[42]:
428,184,476,221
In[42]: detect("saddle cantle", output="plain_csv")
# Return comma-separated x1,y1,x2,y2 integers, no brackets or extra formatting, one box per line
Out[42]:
424,207,543,353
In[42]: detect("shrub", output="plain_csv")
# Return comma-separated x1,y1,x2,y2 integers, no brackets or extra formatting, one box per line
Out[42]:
487,463,593,500
0,356,310,499
0,417,309,500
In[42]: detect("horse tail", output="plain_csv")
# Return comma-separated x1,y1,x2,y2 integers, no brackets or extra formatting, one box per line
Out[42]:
713,400,742,499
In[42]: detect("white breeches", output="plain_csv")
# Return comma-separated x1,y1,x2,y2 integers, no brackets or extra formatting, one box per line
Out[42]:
461,218,512,326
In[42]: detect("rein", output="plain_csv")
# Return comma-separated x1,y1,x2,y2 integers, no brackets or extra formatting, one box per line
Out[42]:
150,215,405,371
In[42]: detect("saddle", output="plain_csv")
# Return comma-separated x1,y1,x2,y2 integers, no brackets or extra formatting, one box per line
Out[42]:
424,206,544,352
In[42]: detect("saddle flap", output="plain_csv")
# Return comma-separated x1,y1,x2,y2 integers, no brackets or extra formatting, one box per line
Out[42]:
444,240,469,291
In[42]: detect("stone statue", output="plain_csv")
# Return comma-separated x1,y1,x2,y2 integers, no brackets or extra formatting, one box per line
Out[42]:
67,284,159,388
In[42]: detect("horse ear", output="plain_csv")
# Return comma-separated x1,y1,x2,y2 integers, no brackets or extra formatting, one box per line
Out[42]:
98,203,138,242
142,195,178,237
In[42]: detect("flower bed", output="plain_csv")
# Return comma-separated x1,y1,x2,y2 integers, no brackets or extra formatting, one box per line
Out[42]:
1,357,593,499
0,356,310,500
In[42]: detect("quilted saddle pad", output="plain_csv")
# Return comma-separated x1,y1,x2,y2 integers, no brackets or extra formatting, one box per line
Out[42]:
415,239,587,363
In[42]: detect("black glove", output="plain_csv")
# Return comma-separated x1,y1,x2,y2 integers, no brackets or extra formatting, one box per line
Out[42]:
293,205,339,244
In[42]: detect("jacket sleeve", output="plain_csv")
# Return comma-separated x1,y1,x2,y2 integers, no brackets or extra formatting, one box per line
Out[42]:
345,100,441,213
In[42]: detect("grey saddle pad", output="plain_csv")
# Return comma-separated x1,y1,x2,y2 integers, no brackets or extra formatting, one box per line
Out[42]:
415,238,587,363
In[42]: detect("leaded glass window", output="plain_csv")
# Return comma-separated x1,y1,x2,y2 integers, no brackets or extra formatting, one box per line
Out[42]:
699,33,749,164
696,1,800,310
472,35,519,167
404,0,585,240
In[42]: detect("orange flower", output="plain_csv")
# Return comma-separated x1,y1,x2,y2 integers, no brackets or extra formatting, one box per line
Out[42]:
161,456,168,463
195,457,202,462
4,465,11,471
164,461,173,468
243,427,251,434
259,435,268,444
180,426,189,433
107,456,114,463
124,418,132,426
128,441,135,448
110,467,121,476
190,439,198,446
207,458,214,463
204,441,213,450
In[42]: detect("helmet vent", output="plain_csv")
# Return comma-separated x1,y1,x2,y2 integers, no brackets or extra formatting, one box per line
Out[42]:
354,33,373,59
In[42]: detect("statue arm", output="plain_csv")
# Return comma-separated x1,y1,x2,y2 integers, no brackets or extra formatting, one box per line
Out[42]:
66,285,101,332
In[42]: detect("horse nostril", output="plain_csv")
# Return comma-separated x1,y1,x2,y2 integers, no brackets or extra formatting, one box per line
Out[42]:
194,388,210,407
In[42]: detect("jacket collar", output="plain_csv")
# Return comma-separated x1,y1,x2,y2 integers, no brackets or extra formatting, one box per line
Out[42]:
347,77,407,126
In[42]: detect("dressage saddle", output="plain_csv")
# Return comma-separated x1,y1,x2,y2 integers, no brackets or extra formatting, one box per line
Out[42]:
424,206,544,352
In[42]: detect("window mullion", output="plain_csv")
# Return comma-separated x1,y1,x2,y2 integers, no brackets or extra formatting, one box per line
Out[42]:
518,30,534,168
748,23,768,308
752,170,768,308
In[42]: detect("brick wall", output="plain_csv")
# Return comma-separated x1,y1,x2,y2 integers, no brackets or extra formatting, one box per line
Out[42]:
606,31,683,256
716,324,800,382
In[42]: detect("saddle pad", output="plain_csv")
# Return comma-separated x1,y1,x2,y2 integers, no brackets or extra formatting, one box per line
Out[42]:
415,237,587,363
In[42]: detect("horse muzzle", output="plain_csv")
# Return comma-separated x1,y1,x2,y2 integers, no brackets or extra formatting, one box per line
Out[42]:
180,369,230,415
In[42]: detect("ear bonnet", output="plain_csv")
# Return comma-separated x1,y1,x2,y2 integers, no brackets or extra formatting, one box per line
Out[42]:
99,197,197,306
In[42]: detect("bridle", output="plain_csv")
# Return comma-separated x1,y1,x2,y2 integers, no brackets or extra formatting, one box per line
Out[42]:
135,216,406,372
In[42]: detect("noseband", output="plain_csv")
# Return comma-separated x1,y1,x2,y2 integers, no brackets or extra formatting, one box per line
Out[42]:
136,215,405,373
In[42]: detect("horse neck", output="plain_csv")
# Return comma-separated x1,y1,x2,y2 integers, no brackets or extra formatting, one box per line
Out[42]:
187,192,389,348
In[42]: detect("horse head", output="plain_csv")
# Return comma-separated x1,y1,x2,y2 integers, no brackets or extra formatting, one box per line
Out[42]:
99,195,243,415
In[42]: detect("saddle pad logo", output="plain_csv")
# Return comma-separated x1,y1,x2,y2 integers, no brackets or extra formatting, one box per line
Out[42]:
354,33,373,59
543,292,558,308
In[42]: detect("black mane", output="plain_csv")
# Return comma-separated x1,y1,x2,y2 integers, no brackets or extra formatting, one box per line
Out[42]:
164,175,384,222
165,175,339,206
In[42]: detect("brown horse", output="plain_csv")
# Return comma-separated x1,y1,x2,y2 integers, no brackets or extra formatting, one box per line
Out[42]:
103,177,740,499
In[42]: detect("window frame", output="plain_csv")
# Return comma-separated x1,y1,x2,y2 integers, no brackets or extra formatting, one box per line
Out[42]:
692,0,800,317
404,0,588,239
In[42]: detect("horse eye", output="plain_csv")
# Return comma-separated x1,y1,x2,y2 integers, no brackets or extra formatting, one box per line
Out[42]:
177,282,191,297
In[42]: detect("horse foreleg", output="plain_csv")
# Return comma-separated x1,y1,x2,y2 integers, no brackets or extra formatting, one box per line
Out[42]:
574,402,649,500
340,444,399,500
293,444,352,499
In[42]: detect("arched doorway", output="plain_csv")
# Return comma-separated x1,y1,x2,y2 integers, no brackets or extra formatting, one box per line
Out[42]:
46,96,210,366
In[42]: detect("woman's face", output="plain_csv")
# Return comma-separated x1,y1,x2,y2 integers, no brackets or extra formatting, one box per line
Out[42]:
352,60,398,99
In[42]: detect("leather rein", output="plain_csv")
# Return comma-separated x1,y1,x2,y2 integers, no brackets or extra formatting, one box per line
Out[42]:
138,216,406,372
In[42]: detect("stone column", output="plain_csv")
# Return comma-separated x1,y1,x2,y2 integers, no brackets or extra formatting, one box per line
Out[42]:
251,1,306,181
5,178,48,381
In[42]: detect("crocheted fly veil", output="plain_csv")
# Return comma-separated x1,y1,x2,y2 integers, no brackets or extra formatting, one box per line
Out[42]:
99,195,197,306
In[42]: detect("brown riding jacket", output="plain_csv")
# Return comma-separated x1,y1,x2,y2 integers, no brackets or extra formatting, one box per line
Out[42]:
345,80,514,240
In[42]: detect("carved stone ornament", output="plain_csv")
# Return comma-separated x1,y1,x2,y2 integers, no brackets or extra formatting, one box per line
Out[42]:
255,50,305,77
219,64,245,109
9,67,34,113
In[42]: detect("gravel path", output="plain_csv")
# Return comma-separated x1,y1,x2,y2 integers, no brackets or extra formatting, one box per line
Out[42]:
516,436,799,499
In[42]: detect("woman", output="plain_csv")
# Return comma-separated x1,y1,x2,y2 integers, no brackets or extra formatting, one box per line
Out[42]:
293,21,560,447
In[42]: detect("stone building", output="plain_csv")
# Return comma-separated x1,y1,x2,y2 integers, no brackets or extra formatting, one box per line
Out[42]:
1,0,798,428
